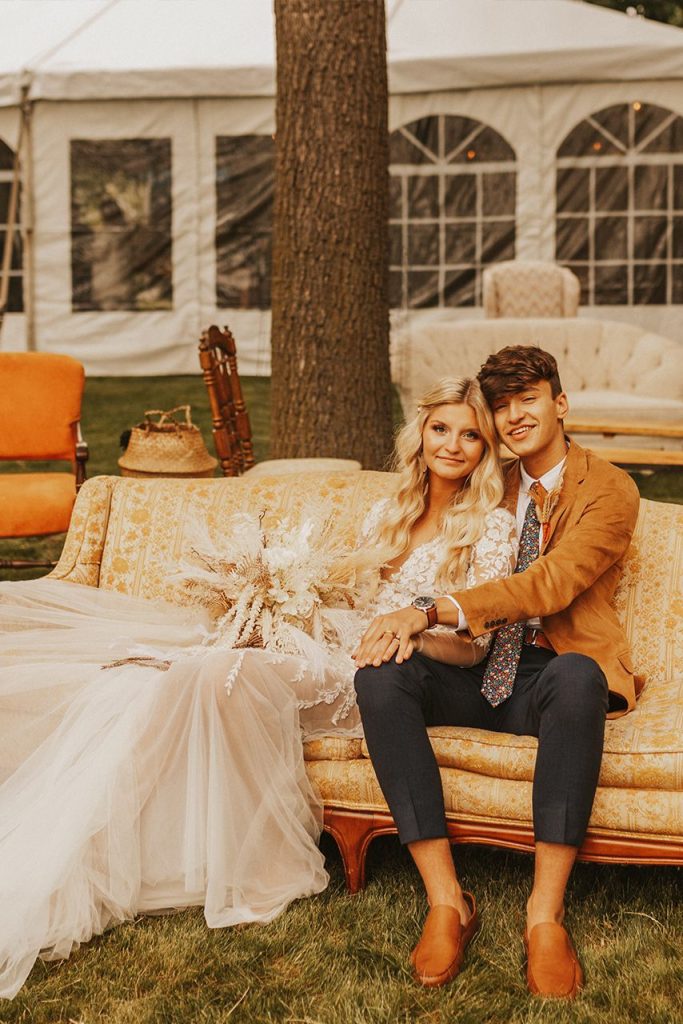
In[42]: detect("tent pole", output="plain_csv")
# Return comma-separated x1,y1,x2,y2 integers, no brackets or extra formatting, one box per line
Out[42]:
21,87,36,352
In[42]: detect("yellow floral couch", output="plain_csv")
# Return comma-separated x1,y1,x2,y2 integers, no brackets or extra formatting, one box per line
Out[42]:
50,471,683,891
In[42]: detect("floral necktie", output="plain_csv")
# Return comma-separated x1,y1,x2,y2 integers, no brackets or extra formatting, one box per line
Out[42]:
480,481,547,707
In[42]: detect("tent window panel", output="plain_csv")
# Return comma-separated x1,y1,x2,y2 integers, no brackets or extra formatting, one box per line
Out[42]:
674,166,683,209
595,167,628,212
389,270,404,308
556,169,590,213
481,221,515,263
673,218,683,259
594,265,628,305
0,140,13,170
70,138,172,312
444,175,476,217
558,121,620,157
408,223,440,265
634,165,669,211
0,182,13,216
3,275,22,312
444,116,480,159
633,264,667,304
444,269,476,307
389,131,435,165
555,217,589,262
407,176,439,219
633,216,668,260
445,223,476,263
0,230,22,271
592,106,628,149
482,172,515,216
634,104,672,148
407,271,439,308
672,266,683,304
556,102,683,306
0,139,23,312
594,217,627,261
389,177,403,219
389,224,403,266
215,135,274,310
450,126,514,164
390,115,517,309
216,229,271,309
391,118,440,163
641,116,683,154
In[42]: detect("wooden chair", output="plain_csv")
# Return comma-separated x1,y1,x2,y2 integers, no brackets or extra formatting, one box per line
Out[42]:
0,352,89,568
198,325,256,477
199,324,362,477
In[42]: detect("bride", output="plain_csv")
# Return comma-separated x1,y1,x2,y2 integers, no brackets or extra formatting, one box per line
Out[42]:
0,377,516,998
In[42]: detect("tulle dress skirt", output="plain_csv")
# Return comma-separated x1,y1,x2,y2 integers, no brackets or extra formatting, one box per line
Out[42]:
0,579,347,999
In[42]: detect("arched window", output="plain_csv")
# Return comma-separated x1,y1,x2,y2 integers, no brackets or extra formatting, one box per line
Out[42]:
389,115,516,309
555,102,683,305
0,138,23,312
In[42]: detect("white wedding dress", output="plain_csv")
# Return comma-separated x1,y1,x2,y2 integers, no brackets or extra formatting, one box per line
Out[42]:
0,504,515,998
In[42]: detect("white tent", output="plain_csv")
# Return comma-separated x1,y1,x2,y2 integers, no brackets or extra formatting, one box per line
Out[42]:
0,0,681,374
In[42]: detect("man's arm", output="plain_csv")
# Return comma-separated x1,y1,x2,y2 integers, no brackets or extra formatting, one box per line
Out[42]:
448,477,639,637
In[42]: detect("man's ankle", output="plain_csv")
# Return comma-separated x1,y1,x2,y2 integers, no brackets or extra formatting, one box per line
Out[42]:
526,894,565,929
428,885,471,925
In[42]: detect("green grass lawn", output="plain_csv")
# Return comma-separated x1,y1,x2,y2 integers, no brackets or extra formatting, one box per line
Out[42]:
2,840,681,1023
0,377,681,1021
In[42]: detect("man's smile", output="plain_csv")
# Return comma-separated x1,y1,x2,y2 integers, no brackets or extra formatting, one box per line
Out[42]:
508,425,535,439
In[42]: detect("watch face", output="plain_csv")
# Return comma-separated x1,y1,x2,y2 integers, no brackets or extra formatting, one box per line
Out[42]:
413,596,435,610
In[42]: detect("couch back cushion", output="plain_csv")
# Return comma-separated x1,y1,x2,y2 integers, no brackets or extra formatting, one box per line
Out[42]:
98,471,398,605
613,498,682,687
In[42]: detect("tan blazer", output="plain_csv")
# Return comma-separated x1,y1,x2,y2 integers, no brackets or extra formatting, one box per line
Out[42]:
456,441,641,717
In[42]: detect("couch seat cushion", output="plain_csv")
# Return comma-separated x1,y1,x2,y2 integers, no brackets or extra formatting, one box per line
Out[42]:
307,759,682,838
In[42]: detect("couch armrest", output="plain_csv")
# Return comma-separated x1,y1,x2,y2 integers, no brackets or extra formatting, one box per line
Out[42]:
48,475,117,587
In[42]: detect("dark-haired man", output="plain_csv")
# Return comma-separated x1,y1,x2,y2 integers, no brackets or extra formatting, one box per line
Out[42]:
354,345,640,999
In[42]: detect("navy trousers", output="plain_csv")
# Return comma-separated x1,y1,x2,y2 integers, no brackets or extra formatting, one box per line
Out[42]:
354,646,608,848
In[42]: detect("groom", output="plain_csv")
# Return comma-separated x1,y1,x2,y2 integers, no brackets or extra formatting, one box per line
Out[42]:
353,345,641,999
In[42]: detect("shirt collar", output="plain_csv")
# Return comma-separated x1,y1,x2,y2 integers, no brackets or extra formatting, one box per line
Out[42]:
520,452,568,496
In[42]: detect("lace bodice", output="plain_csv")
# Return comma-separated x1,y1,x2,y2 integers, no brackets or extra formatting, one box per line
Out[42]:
362,499,517,616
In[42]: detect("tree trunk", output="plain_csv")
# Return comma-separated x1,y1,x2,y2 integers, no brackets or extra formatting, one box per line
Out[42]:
271,0,392,469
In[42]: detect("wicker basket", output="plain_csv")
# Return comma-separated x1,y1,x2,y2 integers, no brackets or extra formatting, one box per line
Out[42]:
118,406,218,479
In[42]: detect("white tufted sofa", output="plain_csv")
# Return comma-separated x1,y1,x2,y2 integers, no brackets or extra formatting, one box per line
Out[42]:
392,318,683,455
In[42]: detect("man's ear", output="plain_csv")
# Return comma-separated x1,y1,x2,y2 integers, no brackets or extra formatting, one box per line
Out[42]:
555,391,569,420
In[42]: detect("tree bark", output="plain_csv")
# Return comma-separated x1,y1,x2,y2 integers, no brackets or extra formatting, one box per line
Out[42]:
271,0,392,469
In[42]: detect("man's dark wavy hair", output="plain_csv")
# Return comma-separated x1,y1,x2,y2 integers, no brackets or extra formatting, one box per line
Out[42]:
477,345,563,406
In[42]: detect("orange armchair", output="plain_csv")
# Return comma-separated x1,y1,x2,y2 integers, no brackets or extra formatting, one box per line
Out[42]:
0,352,88,565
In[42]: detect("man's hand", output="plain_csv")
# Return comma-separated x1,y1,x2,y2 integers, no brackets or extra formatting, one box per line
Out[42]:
352,605,428,667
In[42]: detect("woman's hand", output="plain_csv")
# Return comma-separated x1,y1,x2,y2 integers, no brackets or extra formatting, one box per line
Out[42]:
352,606,428,667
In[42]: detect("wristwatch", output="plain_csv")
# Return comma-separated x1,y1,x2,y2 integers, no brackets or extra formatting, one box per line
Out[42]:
412,595,438,629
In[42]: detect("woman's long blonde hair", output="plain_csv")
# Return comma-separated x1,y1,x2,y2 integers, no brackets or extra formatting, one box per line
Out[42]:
373,377,504,590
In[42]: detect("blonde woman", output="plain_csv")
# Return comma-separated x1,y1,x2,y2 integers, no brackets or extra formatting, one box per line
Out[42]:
0,377,515,998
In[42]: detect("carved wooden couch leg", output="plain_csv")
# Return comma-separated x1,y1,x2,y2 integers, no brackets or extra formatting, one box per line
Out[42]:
323,809,397,894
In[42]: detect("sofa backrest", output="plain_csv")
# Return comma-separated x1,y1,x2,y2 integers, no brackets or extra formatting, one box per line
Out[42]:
52,473,682,691
91,472,398,606
392,318,682,417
